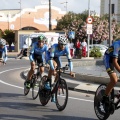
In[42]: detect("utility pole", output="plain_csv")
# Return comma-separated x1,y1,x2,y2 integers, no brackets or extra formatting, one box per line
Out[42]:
87,0,90,58
49,0,52,31
109,0,112,46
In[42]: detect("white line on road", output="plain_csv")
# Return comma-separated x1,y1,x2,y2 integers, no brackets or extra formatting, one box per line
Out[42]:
0,67,94,103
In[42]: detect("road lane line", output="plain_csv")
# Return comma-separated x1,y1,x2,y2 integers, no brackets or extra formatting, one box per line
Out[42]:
0,67,94,103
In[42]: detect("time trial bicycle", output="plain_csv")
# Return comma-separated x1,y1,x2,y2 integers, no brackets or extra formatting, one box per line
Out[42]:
39,64,73,111
94,83,120,120
24,63,42,100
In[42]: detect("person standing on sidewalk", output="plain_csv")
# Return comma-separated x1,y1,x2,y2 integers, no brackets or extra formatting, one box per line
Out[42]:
81,39,87,57
102,39,120,111
75,38,81,58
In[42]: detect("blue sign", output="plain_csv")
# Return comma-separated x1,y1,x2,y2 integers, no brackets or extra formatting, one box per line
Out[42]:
68,31,75,39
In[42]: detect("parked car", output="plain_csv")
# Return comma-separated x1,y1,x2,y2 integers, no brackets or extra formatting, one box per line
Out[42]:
89,44,108,56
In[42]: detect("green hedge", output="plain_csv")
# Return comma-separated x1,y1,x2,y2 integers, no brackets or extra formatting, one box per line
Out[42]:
90,47,102,57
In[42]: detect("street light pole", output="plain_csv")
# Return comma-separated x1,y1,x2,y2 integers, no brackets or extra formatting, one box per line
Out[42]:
87,0,90,58
49,0,52,31
19,0,22,29
109,0,112,46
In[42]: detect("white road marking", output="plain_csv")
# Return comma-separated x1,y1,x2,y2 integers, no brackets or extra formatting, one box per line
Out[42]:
0,67,94,103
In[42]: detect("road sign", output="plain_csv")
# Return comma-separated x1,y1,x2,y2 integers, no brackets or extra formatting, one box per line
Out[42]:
87,24,92,34
86,16,93,24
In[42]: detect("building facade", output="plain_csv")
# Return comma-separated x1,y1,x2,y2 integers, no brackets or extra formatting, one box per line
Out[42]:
100,0,120,22
0,5,66,31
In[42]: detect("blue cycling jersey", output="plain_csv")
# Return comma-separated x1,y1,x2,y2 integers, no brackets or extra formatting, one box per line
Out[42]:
105,40,120,58
29,42,48,62
0,45,7,62
46,44,73,71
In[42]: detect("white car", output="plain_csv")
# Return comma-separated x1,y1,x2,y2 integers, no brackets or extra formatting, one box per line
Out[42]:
89,44,108,56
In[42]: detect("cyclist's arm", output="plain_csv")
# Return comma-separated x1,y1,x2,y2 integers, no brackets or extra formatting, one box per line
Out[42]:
29,43,35,62
112,43,120,72
3,46,7,63
66,46,73,72
49,45,55,70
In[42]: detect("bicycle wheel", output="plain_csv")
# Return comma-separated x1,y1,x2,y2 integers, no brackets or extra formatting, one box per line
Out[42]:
94,84,114,120
55,79,68,111
39,75,51,106
24,81,30,96
32,75,40,100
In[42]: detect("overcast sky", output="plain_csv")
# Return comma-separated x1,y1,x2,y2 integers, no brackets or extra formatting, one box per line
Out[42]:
0,0,100,14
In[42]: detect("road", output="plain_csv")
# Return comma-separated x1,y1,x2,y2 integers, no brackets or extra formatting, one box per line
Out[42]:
0,59,120,120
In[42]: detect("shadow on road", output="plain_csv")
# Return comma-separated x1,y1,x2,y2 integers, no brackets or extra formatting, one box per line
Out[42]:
0,114,97,120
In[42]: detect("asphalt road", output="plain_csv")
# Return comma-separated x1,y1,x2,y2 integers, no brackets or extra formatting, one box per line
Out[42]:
0,59,120,120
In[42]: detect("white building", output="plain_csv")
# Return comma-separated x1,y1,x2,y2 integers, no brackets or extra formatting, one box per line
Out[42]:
100,0,120,22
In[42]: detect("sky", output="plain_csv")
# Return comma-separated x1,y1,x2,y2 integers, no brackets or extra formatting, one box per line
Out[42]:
0,0,100,14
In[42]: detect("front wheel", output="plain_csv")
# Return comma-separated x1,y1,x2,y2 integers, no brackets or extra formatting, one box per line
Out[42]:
32,76,40,100
39,75,51,106
94,84,114,120
24,81,30,96
55,79,68,111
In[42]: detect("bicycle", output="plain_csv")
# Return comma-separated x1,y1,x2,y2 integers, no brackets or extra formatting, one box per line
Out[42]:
94,84,120,120
39,64,71,111
24,63,42,100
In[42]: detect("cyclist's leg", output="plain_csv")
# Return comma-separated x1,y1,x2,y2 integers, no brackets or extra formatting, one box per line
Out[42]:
102,55,117,111
25,61,35,88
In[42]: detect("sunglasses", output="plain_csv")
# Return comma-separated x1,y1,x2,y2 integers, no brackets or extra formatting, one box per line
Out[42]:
38,40,44,43
60,44,66,46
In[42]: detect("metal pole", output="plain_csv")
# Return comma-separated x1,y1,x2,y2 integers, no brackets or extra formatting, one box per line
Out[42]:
49,0,52,31
109,0,112,46
87,0,90,58
20,0,21,29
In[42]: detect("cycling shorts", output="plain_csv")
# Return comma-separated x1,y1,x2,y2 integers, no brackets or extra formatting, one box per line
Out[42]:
103,53,115,74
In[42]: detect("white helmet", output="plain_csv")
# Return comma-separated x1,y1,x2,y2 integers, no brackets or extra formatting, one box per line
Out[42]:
58,35,68,45
0,38,6,46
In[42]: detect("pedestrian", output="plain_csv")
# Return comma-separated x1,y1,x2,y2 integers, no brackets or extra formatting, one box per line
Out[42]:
81,39,87,57
75,38,81,58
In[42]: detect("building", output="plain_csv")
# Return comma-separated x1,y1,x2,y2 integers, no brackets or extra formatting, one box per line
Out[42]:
0,5,66,31
100,0,120,22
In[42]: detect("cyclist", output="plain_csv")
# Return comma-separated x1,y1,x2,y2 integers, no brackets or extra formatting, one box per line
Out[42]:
25,34,48,88
0,38,7,65
102,39,120,112
45,35,74,102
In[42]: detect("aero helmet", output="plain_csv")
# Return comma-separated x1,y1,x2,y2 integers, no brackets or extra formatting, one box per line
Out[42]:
38,34,45,41
58,35,68,45
0,38,6,46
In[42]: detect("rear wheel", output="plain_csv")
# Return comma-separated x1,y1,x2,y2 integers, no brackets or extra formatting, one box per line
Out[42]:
55,79,68,111
39,75,51,106
94,84,114,120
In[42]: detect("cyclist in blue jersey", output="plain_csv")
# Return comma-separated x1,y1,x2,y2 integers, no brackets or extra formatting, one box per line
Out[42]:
102,39,120,111
0,38,7,65
25,34,48,88
45,35,74,102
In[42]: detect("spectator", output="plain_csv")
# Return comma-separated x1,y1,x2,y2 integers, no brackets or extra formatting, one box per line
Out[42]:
16,41,28,59
48,37,54,48
81,39,87,57
68,39,74,58
75,39,81,58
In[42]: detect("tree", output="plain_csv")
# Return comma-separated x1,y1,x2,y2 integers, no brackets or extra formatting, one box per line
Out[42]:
2,29,15,52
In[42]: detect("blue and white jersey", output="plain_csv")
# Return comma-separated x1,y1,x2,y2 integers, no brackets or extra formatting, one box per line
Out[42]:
105,40,120,58
0,45,7,62
46,44,73,71
29,42,48,62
